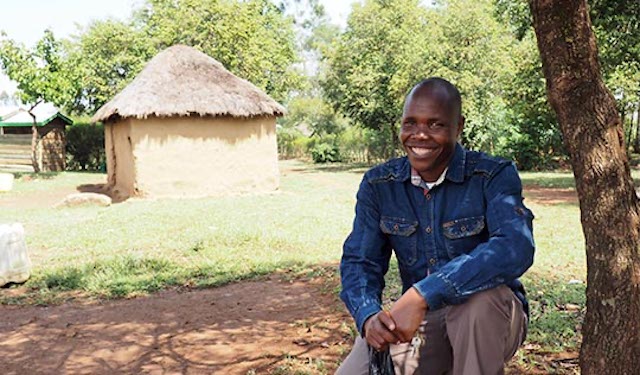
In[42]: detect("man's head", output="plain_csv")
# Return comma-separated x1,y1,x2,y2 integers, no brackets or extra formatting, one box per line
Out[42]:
400,77,464,182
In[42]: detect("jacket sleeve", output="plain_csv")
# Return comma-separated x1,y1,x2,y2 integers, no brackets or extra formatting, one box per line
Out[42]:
340,175,392,335
413,162,535,311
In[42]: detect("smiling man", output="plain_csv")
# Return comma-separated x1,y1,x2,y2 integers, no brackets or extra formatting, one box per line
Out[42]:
337,78,535,374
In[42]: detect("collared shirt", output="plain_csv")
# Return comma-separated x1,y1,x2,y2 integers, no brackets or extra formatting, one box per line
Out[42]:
339,143,535,335
411,167,448,192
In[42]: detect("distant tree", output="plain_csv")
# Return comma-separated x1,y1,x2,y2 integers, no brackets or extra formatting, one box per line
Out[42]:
322,0,522,159
134,0,303,103
64,19,154,114
0,30,73,172
322,0,430,159
529,1,640,373
497,0,640,155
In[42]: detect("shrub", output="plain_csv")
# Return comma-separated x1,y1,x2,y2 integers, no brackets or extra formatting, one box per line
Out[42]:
66,122,105,171
310,141,341,163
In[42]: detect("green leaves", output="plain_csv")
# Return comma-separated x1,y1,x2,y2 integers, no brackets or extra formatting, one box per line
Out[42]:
321,0,525,158
1,0,302,115
0,30,71,108
135,0,302,103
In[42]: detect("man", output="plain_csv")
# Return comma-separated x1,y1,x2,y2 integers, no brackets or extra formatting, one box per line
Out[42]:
337,77,535,374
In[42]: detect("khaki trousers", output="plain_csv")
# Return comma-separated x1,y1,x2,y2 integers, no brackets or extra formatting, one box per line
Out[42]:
336,285,527,375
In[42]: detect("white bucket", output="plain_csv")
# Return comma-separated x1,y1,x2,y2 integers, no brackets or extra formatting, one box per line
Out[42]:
0,223,32,286
0,173,14,192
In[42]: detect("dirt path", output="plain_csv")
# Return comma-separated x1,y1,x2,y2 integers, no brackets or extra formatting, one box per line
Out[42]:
0,276,352,375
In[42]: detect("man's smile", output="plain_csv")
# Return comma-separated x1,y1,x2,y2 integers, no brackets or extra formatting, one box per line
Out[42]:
407,146,438,157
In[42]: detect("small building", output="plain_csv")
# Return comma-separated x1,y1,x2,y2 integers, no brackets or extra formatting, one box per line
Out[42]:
0,104,72,172
91,45,285,199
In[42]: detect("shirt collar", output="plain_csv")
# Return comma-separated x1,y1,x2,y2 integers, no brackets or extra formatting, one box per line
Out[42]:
411,167,448,190
404,142,466,185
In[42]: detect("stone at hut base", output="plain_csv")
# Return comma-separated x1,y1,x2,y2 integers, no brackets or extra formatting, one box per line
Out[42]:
55,192,112,208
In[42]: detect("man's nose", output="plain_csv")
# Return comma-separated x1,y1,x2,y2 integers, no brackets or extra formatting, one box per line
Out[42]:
412,124,432,138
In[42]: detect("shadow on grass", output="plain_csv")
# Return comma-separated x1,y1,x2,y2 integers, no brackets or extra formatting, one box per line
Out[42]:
520,174,576,189
1,255,312,305
11,171,60,180
289,162,372,175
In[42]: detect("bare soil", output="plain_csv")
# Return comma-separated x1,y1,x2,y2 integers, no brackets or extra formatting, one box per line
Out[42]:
0,275,352,374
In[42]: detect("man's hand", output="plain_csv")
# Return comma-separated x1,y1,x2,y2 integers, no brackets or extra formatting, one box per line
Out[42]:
364,310,402,351
389,287,428,342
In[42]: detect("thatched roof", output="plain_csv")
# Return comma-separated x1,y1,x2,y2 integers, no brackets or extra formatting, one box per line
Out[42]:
92,45,285,123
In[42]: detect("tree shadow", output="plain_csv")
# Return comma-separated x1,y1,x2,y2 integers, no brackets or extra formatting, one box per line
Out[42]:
0,275,351,374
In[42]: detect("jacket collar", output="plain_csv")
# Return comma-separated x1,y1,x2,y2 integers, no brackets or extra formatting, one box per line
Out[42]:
445,143,466,183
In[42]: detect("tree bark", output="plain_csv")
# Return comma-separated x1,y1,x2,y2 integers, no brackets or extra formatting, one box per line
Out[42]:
635,100,640,153
28,101,42,173
529,1,640,374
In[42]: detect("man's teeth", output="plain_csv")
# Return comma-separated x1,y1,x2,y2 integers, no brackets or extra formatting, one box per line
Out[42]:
411,147,433,156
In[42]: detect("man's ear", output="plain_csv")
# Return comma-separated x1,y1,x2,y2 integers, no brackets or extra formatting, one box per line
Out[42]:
456,116,465,138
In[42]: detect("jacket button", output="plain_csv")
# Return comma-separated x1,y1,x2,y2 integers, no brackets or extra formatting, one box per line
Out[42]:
429,258,436,265
426,194,432,200
425,226,432,234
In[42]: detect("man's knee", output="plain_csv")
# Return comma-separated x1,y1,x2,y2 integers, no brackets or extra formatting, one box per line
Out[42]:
447,285,514,324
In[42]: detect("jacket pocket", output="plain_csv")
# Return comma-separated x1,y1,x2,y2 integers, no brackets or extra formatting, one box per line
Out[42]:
442,216,486,258
380,216,418,266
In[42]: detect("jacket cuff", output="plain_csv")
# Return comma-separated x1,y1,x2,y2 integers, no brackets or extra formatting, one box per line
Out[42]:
413,273,457,311
356,304,382,337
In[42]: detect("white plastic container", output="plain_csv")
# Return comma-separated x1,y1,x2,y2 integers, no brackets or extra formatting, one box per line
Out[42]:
0,173,14,192
0,223,32,286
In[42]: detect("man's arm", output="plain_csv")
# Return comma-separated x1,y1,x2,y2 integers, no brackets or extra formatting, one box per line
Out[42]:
340,175,395,338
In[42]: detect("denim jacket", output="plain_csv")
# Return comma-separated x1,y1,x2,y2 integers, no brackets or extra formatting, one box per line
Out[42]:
340,143,535,335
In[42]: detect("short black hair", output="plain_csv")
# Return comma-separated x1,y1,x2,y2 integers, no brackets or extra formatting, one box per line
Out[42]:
406,77,462,117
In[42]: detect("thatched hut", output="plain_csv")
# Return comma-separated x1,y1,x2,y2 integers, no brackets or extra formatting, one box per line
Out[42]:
92,45,285,199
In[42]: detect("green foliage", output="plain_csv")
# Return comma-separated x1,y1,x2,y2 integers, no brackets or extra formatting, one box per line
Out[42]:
280,96,345,137
322,0,429,159
134,0,303,103
65,20,155,114
1,0,302,115
310,141,341,163
0,30,73,108
501,36,565,170
322,0,529,159
65,122,106,171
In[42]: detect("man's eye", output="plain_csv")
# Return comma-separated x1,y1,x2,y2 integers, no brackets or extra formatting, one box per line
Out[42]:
431,122,445,128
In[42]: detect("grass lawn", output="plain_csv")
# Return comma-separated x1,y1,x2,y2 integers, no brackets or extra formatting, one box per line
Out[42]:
0,160,616,373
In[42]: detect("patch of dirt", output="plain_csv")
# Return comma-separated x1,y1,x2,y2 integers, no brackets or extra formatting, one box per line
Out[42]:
524,186,578,205
0,276,353,375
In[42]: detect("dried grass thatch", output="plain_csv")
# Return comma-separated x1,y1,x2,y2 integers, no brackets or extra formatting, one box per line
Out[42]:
92,45,285,123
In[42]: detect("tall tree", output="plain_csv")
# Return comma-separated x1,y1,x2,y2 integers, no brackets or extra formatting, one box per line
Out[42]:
529,1,640,373
322,0,524,160
65,19,154,114
135,0,302,103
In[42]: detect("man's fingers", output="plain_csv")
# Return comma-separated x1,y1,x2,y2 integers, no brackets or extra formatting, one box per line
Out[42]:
378,310,396,331
366,312,402,346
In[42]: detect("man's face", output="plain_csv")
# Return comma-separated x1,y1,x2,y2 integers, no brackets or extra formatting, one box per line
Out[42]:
400,90,464,182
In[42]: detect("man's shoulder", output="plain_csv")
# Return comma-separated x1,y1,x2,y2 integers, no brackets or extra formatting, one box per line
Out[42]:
363,157,409,183
463,148,514,178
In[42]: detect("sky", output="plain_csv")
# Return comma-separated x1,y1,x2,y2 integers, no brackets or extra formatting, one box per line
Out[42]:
0,0,359,96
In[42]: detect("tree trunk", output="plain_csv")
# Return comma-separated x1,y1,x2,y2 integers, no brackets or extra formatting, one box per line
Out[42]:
635,100,640,153
28,101,42,173
529,1,640,374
